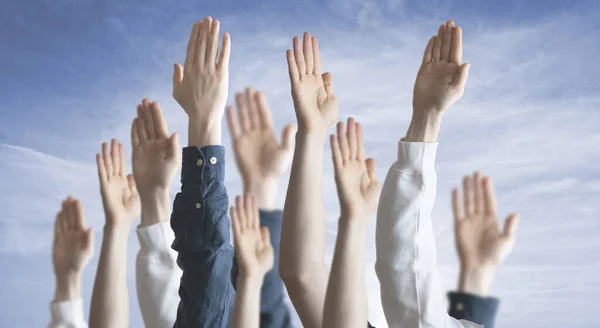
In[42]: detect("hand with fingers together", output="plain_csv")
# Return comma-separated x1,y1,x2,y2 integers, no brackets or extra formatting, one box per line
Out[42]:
330,118,381,220
413,20,470,115
131,99,180,206
52,196,93,301
173,16,231,147
227,88,295,206
452,172,519,296
96,139,140,227
287,32,337,134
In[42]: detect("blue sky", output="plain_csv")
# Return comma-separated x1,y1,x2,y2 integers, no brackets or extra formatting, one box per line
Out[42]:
1,0,599,327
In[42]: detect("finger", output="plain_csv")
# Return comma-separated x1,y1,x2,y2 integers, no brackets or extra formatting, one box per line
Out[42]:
136,105,148,142
244,194,255,230
217,32,231,73
452,63,470,88
450,26,462,64
235,92,251,132
64,196,75,230
127,174,137,196
54,211,63,238
102,142,113,177
131,118,140,147
346,117,357,160
322,72,335,96
250,195,259,231
142,99,156,140
482,176,498,215
356,122,365,161
422,36,436,65
260,227,271,248
330,134,343,170
73,199,85,231
167,133,180,160
206,19,220,68
452,188,463,222
433,24,444,60
441,20,454,61
280,124,296,151
303,32,313,75
59,206,69,233
226,106,241,139
184,22,201,69
151,102,169,139
255,91,273,129
172,63,183,97
195,16,212,70
293,36,306,77
462,175,473,217
235,195,245,232
473,172,483,214
502,213,519,240
312,37,322,75
365,158,377,181
96,153,107,182
246,88,260,129
119,143,126,177
286,49,299,83
336,121,349,162
230,207,241,237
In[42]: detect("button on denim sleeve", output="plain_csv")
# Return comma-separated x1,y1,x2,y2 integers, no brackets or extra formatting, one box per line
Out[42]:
171,146,235,328
231,209,292,328
448,292,499,328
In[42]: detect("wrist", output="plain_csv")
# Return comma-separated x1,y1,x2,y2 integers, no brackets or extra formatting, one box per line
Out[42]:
244,179,278,210
338,216,369,233
54,272,81,302
237,273,265,287
103,223,131,240
139,188,171,227
404,110,442,142
458,266,495,296
296,126,328,143
188,118,222,147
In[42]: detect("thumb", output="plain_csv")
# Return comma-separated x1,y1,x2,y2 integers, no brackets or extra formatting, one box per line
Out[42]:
260,227,271,248
502,213,519,241
452,63,470,88
322,72,335,96
168,133,181,160
85,228,94,251
280,124,296,151
172,63,183,96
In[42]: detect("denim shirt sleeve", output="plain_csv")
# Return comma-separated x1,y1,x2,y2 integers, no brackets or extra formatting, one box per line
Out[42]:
447,292,499,328
231,209,292,328
171,146,235,328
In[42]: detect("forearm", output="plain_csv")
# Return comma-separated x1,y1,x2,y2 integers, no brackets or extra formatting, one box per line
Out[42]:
458,267,495,297
230,276,263,328
323,219,368,328
188,118,222,148
54,272,82,302
136,221,181,328
139,189,171,228
280,131,329,328
49,273,87,328
89,225,130,328
244,180,278,210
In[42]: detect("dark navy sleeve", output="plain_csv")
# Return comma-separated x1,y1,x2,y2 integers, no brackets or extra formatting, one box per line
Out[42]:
231,209,292,328
171,146,235,328
448,291,499,328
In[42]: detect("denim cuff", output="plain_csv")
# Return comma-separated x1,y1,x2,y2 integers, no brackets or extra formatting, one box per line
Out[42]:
181,146,225,187
448,291,499,328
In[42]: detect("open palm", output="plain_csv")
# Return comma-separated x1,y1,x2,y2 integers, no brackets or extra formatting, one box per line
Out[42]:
287,32,337,132
52,196,93,276
452,172,519,270
231,194,274,278
227,89,295,185
131,99,180,197
413,21,470,114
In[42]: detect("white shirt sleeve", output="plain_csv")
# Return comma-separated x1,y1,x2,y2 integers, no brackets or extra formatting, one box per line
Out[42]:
375,141,481,328
135,221,182,328
48,299,88,328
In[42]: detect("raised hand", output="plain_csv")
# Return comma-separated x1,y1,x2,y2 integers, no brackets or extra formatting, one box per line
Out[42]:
413,20,470,115
330,118,380,220
452,172,519,295
53,196,93,278
173,17,231,147
96,139,140,226
226,88,295,195
287,32,337,134
231,194,274,278
131,99,180,198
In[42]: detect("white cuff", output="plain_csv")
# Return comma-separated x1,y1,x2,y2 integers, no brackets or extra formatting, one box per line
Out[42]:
50,299,86,327
395,141,438,173
136,221,175,255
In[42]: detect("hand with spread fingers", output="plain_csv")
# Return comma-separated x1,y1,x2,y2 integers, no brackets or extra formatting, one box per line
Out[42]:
413,20,470,116
52,196,94,302
330,118,380,220
452,172,519,296
286,32,338,134
96,139,140,227
227,88,295,208
173,16,231,147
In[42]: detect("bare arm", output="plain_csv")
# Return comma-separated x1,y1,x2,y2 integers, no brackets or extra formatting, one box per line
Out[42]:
279,32,339,328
